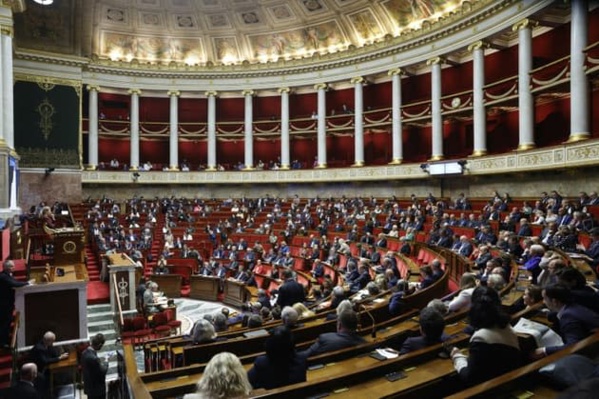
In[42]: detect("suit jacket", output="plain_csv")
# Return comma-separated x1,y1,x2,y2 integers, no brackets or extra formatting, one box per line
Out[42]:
247,352,308,390
399,333,450,355
546,303,599,355
303,331,366,357
81,347,108,396
29,342,61,373
6,380,40,399
276,279,305,308
0,271,28,307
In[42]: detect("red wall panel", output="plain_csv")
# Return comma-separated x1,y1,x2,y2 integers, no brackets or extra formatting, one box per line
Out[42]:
98,137,130,164
255,96,281,119
443,61,473,94
179,140,207,167
140,97,169,122
290,92,317,119
291,137,317,167
328,87,354,115
217,139,244,167
534,98,570,147
179,98,207,123
254,138,280,165
217,98,244,121
140,139,169,165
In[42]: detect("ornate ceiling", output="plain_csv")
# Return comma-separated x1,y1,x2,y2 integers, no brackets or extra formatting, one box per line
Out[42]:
14,0,473,66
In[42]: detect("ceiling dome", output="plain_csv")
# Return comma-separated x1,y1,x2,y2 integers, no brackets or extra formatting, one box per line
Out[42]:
14,0,472,67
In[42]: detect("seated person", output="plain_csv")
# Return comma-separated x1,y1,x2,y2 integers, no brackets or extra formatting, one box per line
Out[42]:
191,319,218,345
533,283,599,358
450,286,521,384
447,273,478,313
143,282,165,313
416,265,435,291
301,310,365,357
247,326,308,390
399,307,448,354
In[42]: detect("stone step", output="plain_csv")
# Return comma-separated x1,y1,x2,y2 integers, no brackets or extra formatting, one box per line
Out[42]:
87,310,115,322
87,304,112,314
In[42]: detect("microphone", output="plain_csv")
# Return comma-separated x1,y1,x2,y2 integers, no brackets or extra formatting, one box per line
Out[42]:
360,303,377,339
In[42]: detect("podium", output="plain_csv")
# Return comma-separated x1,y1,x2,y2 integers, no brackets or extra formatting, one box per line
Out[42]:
15,280,88,347
47,227,85,266
189,275,219,301
107,253,141,316
223,279,248,307
150,274,182,298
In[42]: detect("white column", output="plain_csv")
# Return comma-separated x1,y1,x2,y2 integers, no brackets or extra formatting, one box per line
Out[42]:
569,0,589,141
427,57,444,160
2,26,14,149
513,19,536,150
9,163,17,210
206,91,217,170
469,41,488,156
87,85,100,169
279,87,291,169
168,90,180,170
388,69,403,164
129,89,141,170
315,83,328,168
243,89,254,169
351,76,365,166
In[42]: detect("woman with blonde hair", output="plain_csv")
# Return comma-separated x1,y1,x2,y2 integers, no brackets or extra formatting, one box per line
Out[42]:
292,302,315,319
184,352,252,399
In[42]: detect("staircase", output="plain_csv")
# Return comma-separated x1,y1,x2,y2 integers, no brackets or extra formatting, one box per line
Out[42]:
86,303,121,381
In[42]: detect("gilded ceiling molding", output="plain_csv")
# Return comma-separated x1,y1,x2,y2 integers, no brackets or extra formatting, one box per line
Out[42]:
13,73,81,89
127,88,142,95
36,0,520,80
241,89,255,96
314,83,328,91
278,87,291,94
167,90,180,97
350,76,365,85
86,85,100,92
205,90,218,97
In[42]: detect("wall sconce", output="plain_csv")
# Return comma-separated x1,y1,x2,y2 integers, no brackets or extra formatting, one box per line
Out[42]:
132,172,140,182
44,167,55,176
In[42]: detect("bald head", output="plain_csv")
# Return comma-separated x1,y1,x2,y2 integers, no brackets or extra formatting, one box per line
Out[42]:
20,363,37,382
43,331,56,346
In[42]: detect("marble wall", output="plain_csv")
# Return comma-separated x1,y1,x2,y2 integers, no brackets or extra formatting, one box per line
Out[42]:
20,169,82,208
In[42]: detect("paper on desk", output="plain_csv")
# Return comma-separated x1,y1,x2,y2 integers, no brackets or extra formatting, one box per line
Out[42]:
513,317,564,348
376,348,399,359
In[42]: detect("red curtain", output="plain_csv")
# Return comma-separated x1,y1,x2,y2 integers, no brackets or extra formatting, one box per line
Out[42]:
98,137,131,164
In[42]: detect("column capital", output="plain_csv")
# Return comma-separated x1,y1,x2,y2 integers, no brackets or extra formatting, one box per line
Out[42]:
86,85,101,92
350,76,365,85
467,40,490,52
128,88,142,95
205,90,218,97
388,68,404,77
167,90,180,97
314,83,328,91
278,87,291,94
242,89,255,97
0,24,13,37
426,56,444,66
512,18,538,32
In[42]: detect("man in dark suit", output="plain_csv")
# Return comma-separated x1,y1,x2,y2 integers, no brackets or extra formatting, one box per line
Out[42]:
0,260,29,346
399,307,448,354
7,363,40,399
81,333,108,399
303,310,365,356
276,269,305,309
534,284,599,358
29,331,68,375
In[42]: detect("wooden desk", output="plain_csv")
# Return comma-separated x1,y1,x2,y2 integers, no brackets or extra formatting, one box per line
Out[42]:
48,351,77,396
150,274,182,298
189,275,219,301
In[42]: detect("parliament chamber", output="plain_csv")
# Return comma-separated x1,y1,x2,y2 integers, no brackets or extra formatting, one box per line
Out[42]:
1,0,599,398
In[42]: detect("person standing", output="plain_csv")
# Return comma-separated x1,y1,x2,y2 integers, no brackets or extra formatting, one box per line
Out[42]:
7,363,40,399
81,333,108,399
276,269,305,309
0,260,30,346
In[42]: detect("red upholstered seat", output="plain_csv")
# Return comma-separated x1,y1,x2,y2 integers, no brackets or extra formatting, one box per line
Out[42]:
151,312,171,338
165,309,182,335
